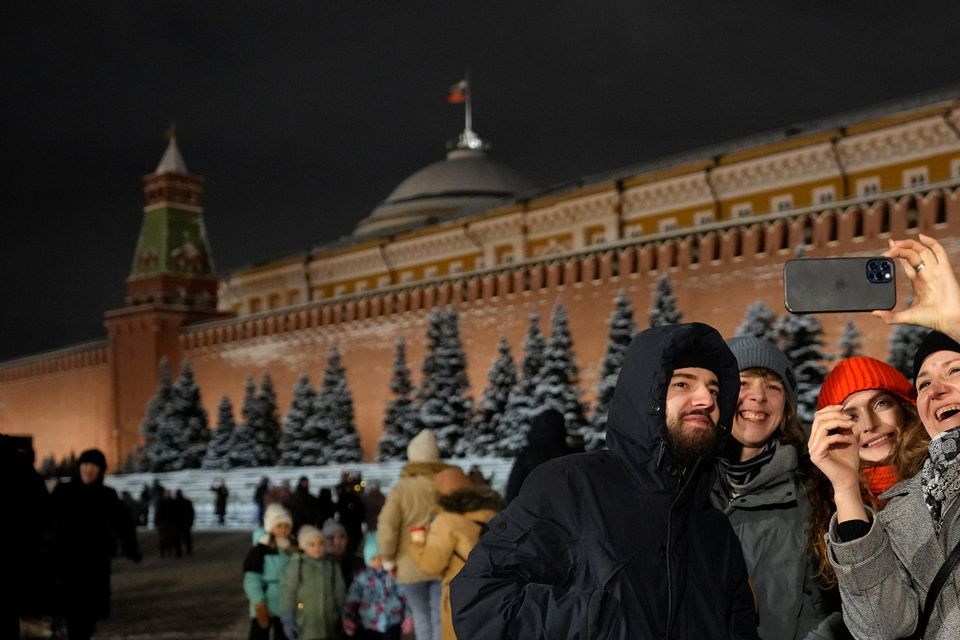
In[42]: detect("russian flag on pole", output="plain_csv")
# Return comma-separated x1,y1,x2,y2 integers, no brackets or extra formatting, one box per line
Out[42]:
447,79,467,104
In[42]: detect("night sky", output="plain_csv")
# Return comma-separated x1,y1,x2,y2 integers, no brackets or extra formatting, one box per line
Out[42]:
3,1,960,361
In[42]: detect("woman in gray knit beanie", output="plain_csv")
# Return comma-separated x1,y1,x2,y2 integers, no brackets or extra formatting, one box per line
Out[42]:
710,335,825,640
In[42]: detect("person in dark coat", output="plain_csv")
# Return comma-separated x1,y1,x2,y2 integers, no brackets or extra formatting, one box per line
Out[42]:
504,408,575,503
138,483,151,526
317,487,336,527
254,476,270,525
287,475,320,533
335,472,366,558
211,478,229,525
50,448,141,640
155,489,180,557
0,435,50,639
362,480,386,532
450,322,759,640
174,489,195,556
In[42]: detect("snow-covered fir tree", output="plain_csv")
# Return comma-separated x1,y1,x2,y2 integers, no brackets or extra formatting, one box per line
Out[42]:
277,374,318,466
226,377,261,469
379,340,418,461
251,372,282,466
319,347,361,463
497,313,548,456
203,396,236,469
588,290,635,450
164,361,210,470
469,337,518,457
888,318,930,379
649,273,683,327
531,301,586,436
416,308,473,458
139,358,173,472
776,312,828,425
838,320,863,359
736,300,778,341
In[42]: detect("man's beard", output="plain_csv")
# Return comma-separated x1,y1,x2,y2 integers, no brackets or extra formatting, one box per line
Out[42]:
666,410,719,464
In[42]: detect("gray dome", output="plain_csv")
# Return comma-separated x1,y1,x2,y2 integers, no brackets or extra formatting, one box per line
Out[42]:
354,148,534,236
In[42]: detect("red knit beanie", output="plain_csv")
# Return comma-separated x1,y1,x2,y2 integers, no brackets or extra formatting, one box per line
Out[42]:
817,356,916,410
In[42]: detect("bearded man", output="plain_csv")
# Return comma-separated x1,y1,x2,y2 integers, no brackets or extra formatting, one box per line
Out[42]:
451,322,759,640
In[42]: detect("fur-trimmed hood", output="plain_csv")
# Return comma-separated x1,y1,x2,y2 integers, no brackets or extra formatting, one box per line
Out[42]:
437,488,504,515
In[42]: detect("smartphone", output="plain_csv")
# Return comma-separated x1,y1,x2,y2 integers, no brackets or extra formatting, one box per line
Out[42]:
783,257,896,313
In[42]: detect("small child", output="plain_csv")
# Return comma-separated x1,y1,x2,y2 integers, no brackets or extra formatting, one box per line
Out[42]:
281,525,346,640
342,533,413,640
243,504,297,640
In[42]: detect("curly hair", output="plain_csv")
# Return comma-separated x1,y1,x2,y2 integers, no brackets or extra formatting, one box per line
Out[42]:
807,399,927,587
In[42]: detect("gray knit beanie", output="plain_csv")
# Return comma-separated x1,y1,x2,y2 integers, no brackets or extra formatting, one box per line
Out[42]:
725,336,798,408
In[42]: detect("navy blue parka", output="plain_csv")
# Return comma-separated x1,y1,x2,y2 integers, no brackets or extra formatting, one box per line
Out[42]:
450,323,759,640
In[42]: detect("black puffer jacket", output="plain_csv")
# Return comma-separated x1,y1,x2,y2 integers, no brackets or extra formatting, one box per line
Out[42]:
450,323,759,640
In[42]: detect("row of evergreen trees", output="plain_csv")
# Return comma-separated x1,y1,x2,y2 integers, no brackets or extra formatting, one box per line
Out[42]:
125,273,928,472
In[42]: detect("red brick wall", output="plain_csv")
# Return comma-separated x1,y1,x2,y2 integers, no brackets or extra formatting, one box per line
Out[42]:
4,191,960,464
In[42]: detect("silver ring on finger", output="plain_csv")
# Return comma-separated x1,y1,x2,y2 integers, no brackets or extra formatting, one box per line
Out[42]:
914,260,926,272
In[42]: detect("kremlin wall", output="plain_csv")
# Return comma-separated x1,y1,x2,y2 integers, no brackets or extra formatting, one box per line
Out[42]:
4,90,960,468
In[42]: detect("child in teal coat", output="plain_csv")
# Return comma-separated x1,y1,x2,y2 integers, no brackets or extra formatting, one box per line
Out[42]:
243,504,296,639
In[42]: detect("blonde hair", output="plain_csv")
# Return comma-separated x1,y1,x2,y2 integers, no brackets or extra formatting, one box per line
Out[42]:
807,399,927,587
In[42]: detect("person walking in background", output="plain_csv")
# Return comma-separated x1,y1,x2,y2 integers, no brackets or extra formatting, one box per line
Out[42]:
407,466,503,640
281,525,345,640
138,483,151,526
377,429,449,640
174,489,195,556
504,408,575,503
362,481,386,533
342,533,413,640
244,504,297,640
317,488,336,530
50,448,141,640
120,490,140,529
288,476,321,534
336,472,366,557
711,336,827,639
254,477,271,525
155,488,180,558
211,478,230,525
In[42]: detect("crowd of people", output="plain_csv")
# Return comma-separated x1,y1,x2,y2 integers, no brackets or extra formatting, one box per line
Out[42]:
9,233,960,640
241,430,502,640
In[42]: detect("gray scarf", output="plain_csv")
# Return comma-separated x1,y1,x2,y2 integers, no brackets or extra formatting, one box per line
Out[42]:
920,426,960,534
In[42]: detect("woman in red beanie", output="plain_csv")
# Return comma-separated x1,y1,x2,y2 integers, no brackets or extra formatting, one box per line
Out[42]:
810,233,960,639
808,357,928,591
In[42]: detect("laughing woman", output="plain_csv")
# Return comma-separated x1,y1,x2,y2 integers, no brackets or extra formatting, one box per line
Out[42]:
805,356,927,637
711,336,827,640
812,233,960,640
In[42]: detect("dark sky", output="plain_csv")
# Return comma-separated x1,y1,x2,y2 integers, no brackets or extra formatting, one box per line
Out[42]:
3,1,960,361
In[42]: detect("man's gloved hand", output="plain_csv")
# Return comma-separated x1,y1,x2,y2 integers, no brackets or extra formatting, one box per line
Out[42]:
280,611,299,639
254,602,271,629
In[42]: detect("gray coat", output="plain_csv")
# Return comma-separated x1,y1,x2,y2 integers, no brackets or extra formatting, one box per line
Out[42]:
827,474,960,640
712,444,827,640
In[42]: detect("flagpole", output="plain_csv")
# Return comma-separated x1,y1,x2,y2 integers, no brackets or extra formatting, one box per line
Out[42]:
465,69,472,134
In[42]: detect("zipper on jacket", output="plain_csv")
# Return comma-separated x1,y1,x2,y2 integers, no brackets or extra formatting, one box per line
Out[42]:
665,459,697,637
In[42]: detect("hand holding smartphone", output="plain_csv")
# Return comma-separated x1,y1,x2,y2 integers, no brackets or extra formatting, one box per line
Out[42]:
783,257,896,314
